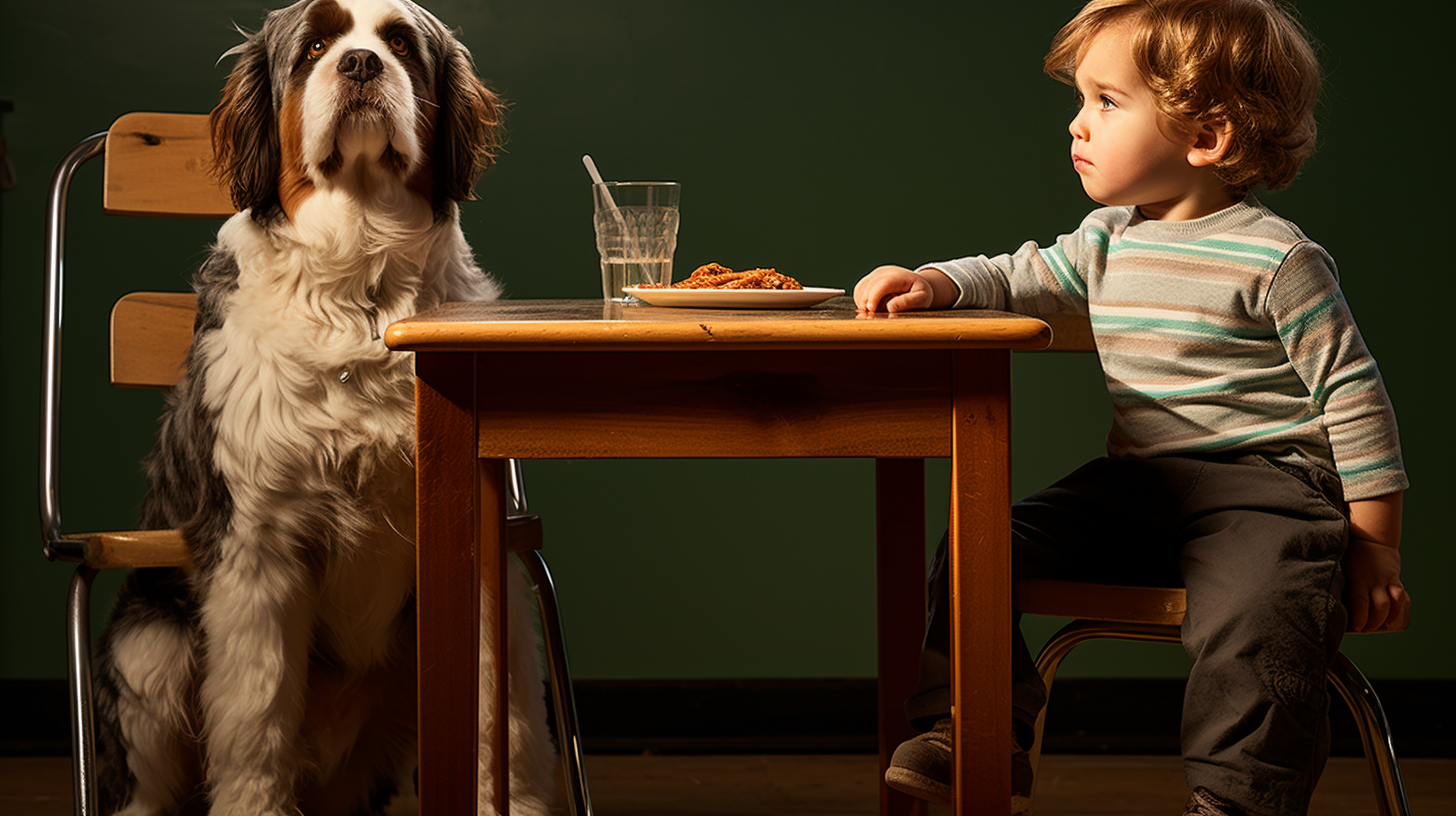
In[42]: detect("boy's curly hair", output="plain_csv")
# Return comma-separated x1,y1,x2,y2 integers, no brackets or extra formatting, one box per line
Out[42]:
1045,0,1321,193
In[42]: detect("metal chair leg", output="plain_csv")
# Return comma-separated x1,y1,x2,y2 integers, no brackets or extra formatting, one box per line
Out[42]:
1027,620,1182,777
67,565,100,816
518,550,592,816
1327,651,1411,816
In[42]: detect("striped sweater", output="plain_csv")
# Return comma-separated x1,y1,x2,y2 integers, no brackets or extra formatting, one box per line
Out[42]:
925,197,1407,501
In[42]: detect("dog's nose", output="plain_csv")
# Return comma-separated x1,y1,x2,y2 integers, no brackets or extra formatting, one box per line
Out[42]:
337,49,384,83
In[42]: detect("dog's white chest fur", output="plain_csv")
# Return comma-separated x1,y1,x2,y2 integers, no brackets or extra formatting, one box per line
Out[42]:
199,202,441,493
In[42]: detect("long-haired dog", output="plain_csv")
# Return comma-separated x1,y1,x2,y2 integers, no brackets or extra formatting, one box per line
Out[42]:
93,2,561,814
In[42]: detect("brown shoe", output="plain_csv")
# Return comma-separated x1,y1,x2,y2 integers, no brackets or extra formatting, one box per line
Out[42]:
883,717,1033,814
1184,787,1249,816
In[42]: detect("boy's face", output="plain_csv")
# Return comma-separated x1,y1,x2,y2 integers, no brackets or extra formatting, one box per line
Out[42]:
1069,23,1210,219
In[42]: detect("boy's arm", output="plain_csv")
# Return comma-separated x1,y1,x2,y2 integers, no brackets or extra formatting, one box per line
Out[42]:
1344,491,1405,633
857,209,1120,315
1267,247,1408,632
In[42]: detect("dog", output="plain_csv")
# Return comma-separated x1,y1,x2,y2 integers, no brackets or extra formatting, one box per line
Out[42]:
92,2,561,814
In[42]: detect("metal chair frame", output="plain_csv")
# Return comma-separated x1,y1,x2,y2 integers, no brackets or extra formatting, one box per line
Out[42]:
1028,608,1411,816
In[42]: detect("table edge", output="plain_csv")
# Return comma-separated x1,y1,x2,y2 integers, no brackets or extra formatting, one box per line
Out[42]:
385,311,1053,352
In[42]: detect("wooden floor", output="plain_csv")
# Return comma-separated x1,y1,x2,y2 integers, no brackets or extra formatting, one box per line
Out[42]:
4,753,1449,815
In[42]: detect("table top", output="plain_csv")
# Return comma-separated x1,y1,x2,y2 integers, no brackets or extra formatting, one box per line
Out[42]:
385,297,1052,352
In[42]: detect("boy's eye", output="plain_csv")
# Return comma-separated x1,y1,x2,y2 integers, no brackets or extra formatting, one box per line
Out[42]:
1073,92,1117,113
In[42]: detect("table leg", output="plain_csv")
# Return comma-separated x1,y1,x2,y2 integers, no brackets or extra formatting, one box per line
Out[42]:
949,350,1013,816
415,353,483,816
876,458,929,816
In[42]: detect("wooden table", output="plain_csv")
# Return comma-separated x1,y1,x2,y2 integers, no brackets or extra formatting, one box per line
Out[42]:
385,298,1051,816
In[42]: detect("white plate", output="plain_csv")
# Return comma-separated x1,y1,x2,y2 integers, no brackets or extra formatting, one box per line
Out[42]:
624,286,846,309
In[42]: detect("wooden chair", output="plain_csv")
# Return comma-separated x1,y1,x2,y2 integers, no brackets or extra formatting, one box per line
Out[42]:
1013,315,1413,816
41,113,591,816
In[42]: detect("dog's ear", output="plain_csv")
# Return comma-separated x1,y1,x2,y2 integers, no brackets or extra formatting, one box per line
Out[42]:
434,36,504,206
210,32,281,220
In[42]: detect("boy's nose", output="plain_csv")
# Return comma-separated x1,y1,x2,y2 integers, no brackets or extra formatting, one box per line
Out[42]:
1069,109,1089,140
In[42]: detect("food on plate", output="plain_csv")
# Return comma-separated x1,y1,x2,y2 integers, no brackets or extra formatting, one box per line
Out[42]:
641,262,804,290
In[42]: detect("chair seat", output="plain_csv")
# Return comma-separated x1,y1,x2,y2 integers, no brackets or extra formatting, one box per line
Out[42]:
1014,578,1411,633
75,514,546,571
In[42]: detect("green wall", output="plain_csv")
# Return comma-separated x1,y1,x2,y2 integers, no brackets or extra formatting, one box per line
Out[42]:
1,1,1449,685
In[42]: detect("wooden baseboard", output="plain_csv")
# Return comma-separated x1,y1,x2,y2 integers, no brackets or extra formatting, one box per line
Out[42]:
4,677,1450,757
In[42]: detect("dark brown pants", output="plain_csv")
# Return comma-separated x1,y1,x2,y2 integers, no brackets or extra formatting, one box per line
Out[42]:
905,454,1349,816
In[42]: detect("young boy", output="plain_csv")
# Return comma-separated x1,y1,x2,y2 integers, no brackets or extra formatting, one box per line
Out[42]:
854,2,1407,815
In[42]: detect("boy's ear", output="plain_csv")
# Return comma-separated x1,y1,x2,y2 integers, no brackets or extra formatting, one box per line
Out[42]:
1187,120,1235,167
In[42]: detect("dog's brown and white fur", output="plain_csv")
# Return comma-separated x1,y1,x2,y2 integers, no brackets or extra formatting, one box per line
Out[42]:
93,2,560,814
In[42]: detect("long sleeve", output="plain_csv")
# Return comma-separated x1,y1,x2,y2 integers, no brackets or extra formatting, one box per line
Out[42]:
1266,244,1407,500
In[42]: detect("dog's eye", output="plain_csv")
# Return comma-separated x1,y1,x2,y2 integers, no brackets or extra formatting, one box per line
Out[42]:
307,39,328,61
388,36,410,58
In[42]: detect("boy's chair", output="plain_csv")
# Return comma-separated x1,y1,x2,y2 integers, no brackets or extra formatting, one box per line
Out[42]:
1013,315,1412,816
41,113,591,816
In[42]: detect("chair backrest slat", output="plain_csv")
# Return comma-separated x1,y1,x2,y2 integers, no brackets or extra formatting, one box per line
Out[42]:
102,112,227,389
103,112,234,219
111,292,196,389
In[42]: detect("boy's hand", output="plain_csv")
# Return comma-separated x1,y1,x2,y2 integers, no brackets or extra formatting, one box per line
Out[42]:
854,265,955,313
1343,492,1405,633
1344,537,1405,632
